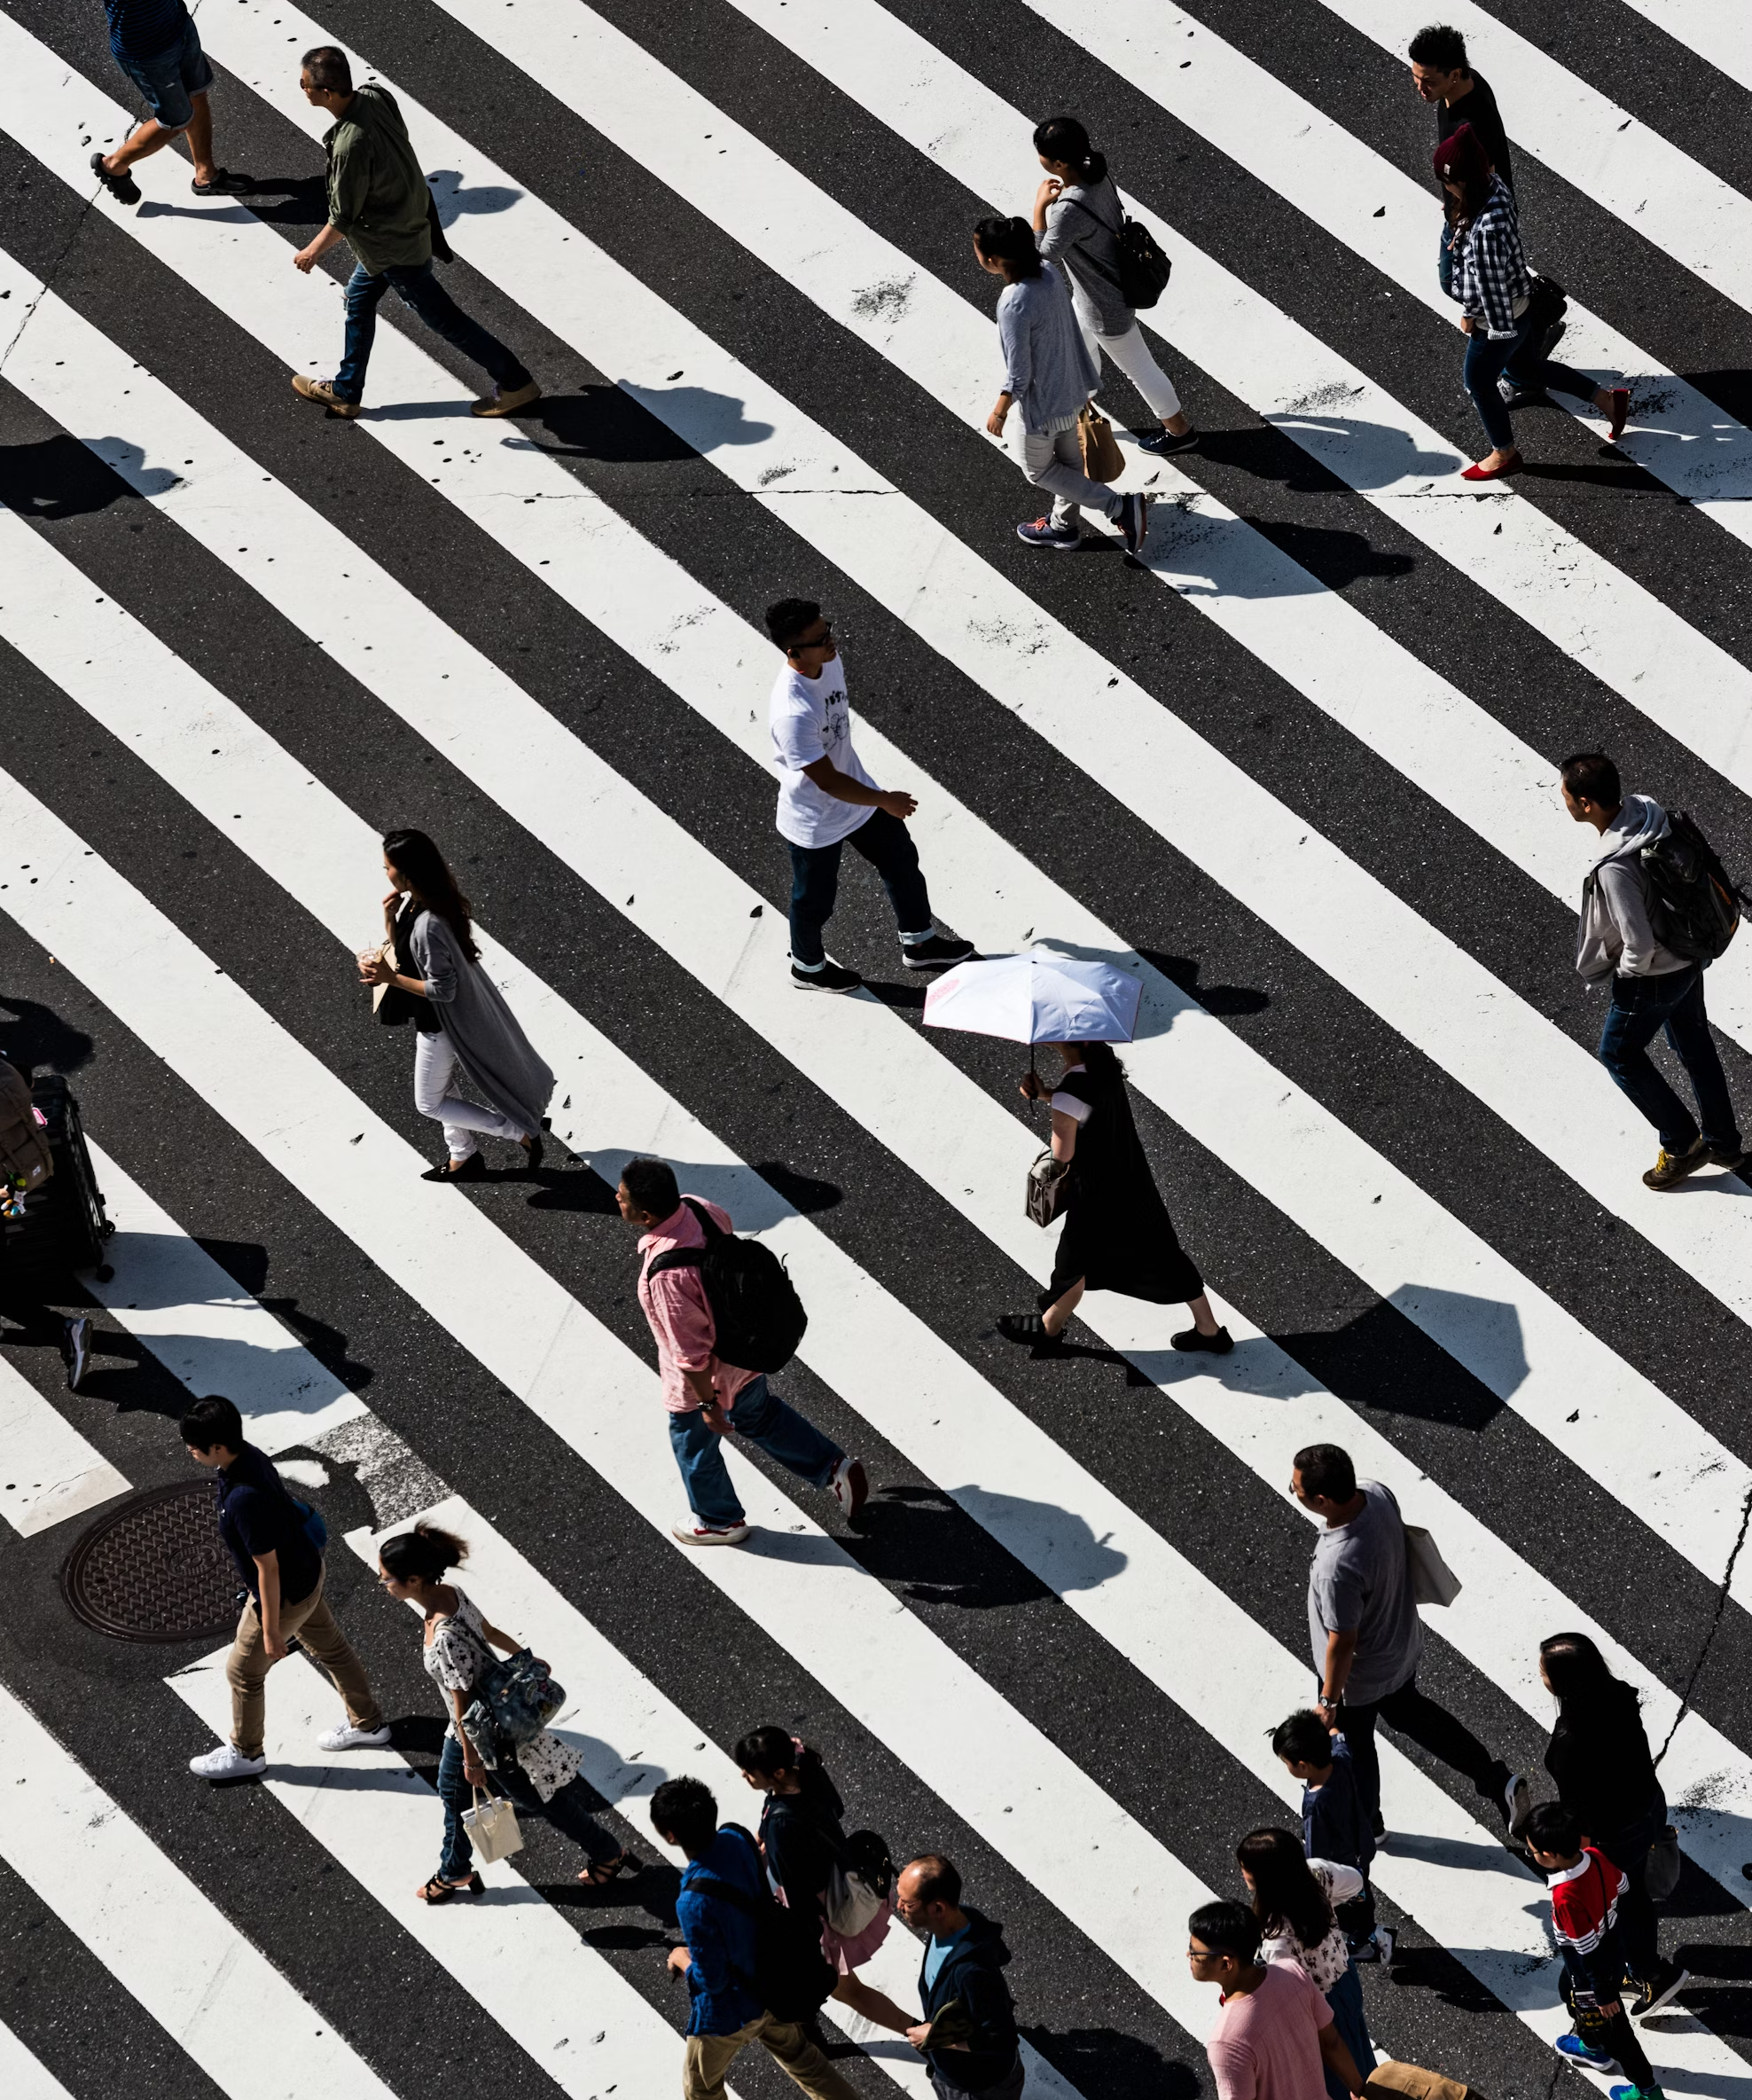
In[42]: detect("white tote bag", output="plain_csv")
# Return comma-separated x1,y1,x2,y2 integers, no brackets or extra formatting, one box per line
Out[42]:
1404,1524,1462,1608
462,1786,524,1863
823,1861,885,1938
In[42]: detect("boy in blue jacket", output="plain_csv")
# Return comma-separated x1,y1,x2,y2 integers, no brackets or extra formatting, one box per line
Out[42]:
1273,1709,1392,1963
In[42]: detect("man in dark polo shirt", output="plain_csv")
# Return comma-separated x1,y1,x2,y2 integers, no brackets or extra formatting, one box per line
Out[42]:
180,1395,387,1780
1410,25,1515,297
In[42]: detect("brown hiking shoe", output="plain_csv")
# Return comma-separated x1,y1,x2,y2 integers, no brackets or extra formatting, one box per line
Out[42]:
1643,1137,1708,1189
291,373,360,419
471,378,541,418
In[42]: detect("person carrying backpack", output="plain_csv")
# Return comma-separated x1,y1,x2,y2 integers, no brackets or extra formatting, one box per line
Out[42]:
617,1158,867,1546
1563,751,1745,1188
734,1727,914,2035
653,1775,860,2100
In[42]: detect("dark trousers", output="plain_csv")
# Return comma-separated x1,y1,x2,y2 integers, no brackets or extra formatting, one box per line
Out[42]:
1595,1793,1668,1985
1565,1945,1655,2088
1598,965,1740,1154
335,261,531,405
434,1732,619,1881
1339,1673,1509,1820
1324,1962,1373,2100
928,2058,1024,2100
787,810,932,968
1461,302,1604,453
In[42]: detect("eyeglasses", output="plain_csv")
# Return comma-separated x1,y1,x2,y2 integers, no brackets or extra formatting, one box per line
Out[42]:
789,622,835,653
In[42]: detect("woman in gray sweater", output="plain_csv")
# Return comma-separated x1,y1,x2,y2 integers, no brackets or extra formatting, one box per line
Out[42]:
974,215,1149,556
358,828,553,1182
1030,116,1195,458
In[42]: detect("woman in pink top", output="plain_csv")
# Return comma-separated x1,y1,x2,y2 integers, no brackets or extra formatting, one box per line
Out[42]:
1189,1899,1365,2100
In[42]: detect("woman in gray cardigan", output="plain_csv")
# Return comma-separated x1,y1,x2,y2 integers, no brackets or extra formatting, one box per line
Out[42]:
358,828,553,1182
974,215,1149,557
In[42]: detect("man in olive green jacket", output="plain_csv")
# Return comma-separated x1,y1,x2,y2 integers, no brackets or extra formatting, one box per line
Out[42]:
289,44,537,419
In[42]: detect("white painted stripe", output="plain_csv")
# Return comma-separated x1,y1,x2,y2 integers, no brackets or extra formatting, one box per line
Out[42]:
0,1353,129,1537
0,2018,76,2100
9,740,1752,2095
0,1677,395,2099
1622,0,1751,82
1326,0,1752,312
1024,0,1752,539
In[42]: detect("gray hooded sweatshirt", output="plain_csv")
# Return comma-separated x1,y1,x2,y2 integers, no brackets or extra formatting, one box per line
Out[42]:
1575,794,1689,983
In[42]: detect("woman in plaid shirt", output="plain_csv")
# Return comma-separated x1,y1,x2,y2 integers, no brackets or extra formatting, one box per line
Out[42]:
1436,123,1631,480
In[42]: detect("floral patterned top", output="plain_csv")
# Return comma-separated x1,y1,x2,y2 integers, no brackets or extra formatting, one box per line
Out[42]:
1259,1860,1364,1994
423,1587,581,1803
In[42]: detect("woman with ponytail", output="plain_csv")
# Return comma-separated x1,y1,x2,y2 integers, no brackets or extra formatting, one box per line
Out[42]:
1030,115,1194,457
974,215,1150,556
378,1521,634,1901
357,827,553,1182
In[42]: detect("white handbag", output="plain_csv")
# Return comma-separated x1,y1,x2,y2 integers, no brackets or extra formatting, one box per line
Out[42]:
462,1786,524,1863
823,1861,886,1938
1404,1524,1462,1607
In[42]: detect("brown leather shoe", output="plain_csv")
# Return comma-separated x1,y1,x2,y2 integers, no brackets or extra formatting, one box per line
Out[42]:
291,373,360,419
1643,1137,1708,1189
471,378,541,418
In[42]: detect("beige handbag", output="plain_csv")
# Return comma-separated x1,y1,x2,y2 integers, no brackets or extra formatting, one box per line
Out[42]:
1078,402,1125,483
462,1786,523,1863
1404,1524,1462,1607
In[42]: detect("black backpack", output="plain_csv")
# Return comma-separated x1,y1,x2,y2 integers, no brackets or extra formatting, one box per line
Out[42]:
1640,811,1749,963
645,1197,808,1373
689,1830,836,2021
1115,215,1172,310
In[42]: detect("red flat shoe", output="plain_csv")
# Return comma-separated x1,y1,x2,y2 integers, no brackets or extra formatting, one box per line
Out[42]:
1461,453,1522,482
1607,388,1631,441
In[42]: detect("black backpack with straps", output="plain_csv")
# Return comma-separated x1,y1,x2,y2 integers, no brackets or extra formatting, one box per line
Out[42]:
687,1828,836,2021
1640,810,1749,964
645,1197,808,1374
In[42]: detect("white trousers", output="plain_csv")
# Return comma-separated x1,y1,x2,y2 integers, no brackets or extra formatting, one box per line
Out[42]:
412,1030,524,1159
1012,419,1121,529
1075,302,1183,422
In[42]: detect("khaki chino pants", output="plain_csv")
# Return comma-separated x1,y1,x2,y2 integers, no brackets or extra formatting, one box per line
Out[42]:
683,2012,859,2100
226,1567,383,1759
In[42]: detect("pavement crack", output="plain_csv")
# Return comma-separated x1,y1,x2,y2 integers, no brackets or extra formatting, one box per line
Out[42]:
1653,1475,1752,1768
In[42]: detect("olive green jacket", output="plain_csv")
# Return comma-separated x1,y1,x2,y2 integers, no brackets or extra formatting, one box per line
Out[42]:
324,84,432,276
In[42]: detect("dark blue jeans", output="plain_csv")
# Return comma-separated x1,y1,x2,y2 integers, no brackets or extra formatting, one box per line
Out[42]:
668,1375,842,1527
1598,965,1740,1153
435,1732,619,1882
1461,303,1604,452
335,262,531,405
787,809,932,969
1323,1961,1373,2100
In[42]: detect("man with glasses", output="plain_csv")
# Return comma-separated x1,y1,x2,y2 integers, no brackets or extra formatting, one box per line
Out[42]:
1190,1900,1365,2100
765,598,975,992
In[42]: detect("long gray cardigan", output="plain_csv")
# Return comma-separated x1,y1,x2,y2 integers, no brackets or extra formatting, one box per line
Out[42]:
408,909,554,1137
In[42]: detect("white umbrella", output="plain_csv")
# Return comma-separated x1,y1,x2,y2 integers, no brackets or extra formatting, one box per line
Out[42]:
921,952,1142,1044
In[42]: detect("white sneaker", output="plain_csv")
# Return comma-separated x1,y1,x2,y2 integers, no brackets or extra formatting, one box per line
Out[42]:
828,1455,869,1518
316,1724,393,1752
1373,1925,1396,1963
1505,1770,1532,1834
672,1519,751,1547
189,1743,267,1780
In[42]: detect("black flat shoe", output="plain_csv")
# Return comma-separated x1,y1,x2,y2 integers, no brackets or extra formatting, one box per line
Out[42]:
1171,1325,1233,1354
997,1312,1065,1355
422,1153,487,1182
521,1132,544,1172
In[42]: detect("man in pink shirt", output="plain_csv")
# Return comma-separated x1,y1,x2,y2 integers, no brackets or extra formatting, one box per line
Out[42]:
1190,1900,1365,2100
617,1157,867,1546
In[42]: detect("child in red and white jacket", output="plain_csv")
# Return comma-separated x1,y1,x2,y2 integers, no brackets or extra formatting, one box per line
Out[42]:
1524,1802,1663,2100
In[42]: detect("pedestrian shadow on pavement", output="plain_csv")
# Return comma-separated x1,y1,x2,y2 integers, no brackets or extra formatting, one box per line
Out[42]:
615,380,776,454
1192,414,1458,494
1029,2027,1195,2100
844,1480,1127,1608
192,172,326,228
426,170,522,223
0,995,93,1074
508,384,701,463
0,433,176,519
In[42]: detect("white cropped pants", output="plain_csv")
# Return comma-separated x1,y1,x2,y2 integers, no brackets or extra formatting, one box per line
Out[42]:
413,1030,525,1160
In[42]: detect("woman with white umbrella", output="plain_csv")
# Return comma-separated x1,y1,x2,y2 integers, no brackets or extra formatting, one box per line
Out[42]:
926,954,1230,1357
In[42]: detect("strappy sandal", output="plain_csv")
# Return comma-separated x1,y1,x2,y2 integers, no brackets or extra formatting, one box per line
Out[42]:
579,1849,636,1885
416,1871,483,1902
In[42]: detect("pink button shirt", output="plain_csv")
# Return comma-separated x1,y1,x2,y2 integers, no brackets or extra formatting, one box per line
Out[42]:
637,1197,760,1414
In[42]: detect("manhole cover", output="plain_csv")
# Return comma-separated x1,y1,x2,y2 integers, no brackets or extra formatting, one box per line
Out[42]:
61,1481,239,1644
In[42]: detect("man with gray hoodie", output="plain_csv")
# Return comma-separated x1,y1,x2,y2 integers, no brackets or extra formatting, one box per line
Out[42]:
1563,750,1742,1188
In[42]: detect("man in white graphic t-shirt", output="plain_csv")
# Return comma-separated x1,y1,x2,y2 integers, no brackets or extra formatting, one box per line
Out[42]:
765,598,974,992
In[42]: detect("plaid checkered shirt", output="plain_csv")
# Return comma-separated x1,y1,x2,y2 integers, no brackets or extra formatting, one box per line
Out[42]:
1451,176,1529,339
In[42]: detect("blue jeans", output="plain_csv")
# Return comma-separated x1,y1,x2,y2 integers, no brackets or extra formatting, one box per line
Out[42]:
1598,965,1740,1153
434,1733,619,1882
335,262,531,406
1324,1961,1373,2100
1462,305,1604,452
668,1375,842,1527
787,808,932,969
1437,223,1456,298
113,17,212,132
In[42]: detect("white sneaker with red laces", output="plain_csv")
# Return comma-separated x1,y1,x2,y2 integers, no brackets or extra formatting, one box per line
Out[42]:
672,1519,751,1547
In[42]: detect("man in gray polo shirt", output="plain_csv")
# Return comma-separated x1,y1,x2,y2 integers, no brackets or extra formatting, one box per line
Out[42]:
1294,1442,1527,1836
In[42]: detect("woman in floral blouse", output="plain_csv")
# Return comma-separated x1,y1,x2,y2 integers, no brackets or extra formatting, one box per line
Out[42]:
1237,1826,1374,2100
378,1522,635,1902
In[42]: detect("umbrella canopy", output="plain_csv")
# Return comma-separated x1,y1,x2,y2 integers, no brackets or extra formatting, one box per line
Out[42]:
922,952,1142,1045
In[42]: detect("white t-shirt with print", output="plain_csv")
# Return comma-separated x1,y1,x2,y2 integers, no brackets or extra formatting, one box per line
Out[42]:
769,654,878,849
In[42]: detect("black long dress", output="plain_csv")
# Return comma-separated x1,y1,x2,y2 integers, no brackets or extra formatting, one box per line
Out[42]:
1047,1061,1204,1303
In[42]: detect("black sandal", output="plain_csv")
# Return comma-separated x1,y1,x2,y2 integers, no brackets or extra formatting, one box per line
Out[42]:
579,1849,636,1885
417,1871,482,1902
90,152,140,205
997,1312,1064,1354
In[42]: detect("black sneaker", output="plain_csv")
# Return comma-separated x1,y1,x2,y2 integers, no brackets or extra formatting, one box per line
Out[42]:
901,934,975,970
1633,1960,1692,2019
997,1312,1066,1356
1136,424,1199,455
791,959,863,993
1696,1140,1746,1171
1171,1325,1233,1354
90,152,140,205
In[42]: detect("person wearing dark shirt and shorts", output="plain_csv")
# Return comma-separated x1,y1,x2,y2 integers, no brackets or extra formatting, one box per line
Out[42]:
180,1394,387,1781
1410,24,1513,298
90,0,249,205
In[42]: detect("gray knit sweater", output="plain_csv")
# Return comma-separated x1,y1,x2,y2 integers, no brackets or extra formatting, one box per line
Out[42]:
997,262,1099,434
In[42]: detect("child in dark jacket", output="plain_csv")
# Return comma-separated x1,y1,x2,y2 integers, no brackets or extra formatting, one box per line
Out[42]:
1524,1801,1664,2100
1273,1710,1390,1963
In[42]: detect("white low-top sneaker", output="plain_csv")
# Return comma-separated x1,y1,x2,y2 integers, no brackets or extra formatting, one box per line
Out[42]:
316,1724,393,1752
189,1743,267,1781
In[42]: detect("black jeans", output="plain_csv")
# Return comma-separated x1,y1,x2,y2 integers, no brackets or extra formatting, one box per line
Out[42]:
1339,1673,1510,1821
336,262,532,404
1594,1791,1668,1985
1565,1948,1655,2088
786,808,932,968
1598,965,1740,1154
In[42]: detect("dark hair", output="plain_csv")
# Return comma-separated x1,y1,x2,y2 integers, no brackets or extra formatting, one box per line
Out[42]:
974,215,1043,280
1409,24,1467,70
1189,1898,1260,1963
651,1775,720,1854
382,828,480,963
765,598,822,651
301,43,353,92
1433,121,1496,223
1560,751,1622,809
1270,1710,1335,1768
1032,115,1107,186
1237,1827,1334,1953
1541,1631,1631,1712
379,1521,468,1585
1523,1800,1583,1857
1293,1443,1356,1502
734,1724,805,1778
620,1156,681,1220
179,1394,243,1454
905,1853,962,1908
